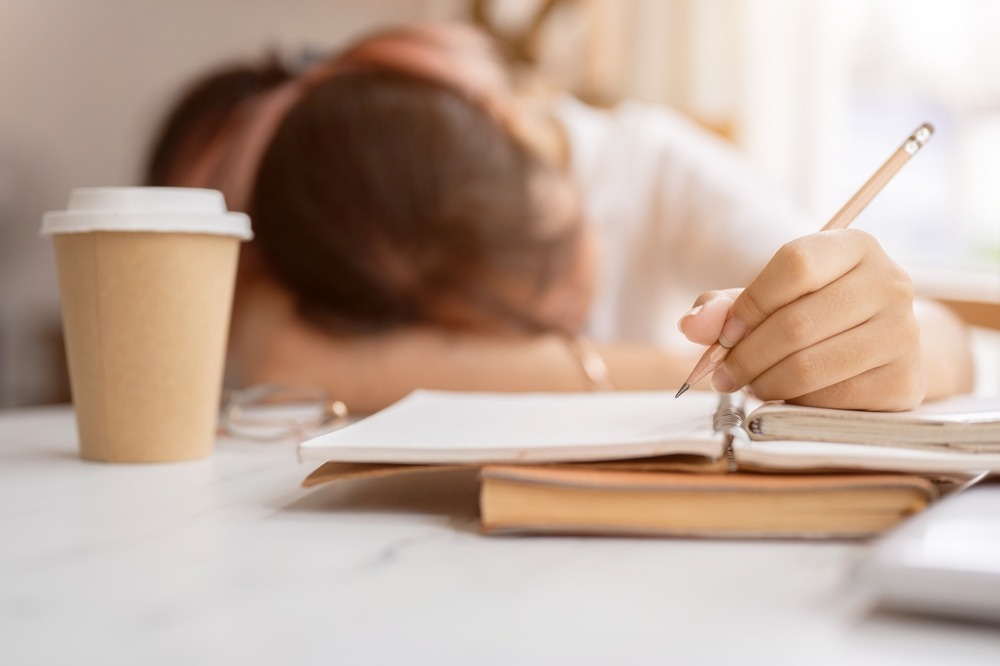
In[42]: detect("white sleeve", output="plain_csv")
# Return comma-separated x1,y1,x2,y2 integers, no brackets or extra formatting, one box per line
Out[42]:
626,100,811,293
558,97,812,346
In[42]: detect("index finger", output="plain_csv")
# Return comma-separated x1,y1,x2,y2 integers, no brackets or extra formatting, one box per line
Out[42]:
718,229,875,349
678,288,742,346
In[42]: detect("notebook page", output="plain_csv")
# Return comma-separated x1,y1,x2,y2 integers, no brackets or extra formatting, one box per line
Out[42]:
732,435,1000,475
298,390,724,464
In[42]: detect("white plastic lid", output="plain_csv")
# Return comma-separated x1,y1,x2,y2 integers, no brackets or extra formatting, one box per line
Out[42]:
41,187,253,240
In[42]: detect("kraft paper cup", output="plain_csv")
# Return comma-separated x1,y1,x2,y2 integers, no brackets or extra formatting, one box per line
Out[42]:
42,187,252,462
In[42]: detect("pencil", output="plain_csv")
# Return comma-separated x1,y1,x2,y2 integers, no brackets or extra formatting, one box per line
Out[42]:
675,122,934,399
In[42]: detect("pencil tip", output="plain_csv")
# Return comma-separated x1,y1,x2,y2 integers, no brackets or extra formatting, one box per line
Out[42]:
674,384,690,399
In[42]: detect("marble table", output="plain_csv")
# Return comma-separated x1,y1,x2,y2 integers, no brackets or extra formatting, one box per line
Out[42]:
2,406,999,666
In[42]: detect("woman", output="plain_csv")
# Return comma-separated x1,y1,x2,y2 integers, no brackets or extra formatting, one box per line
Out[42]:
146,22,973,413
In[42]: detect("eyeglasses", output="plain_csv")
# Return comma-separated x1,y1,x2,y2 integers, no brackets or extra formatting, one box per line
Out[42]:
221,383,349,442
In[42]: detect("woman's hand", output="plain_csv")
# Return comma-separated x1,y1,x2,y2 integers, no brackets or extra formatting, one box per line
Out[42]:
678,229,927,411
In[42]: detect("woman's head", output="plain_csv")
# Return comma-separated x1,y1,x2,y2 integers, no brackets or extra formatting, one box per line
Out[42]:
253,68,587,333
149,21,596,336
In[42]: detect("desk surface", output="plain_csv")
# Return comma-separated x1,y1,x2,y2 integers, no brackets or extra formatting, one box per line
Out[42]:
2,407,999,666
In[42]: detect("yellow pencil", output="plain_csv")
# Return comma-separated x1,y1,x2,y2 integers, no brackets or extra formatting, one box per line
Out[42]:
675,122,935,398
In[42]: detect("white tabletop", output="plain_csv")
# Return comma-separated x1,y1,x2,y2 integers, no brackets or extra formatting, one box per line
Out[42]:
2,406,999,666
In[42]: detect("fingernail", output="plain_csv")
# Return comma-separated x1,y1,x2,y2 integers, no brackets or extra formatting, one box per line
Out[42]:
676,305,703,332
684,304,703,318
719,316,746,348
712,367,735,393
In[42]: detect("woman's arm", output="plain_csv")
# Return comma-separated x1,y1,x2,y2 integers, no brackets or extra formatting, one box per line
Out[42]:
228,260,705,414
913,297,975,400
238,304,696,414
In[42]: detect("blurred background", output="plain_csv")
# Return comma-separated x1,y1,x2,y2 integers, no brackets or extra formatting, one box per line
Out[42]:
1,0,998,408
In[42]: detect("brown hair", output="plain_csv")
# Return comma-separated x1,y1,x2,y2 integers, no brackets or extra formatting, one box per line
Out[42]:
144,57,293,187
251,68,581,333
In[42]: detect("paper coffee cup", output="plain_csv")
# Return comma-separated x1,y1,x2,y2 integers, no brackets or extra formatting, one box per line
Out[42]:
42,187,252,462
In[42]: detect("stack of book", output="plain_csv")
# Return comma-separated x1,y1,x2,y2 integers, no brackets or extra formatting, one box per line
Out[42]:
298,390,1000,539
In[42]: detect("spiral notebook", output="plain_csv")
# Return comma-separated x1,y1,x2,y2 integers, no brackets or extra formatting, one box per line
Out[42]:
298,389,1000,475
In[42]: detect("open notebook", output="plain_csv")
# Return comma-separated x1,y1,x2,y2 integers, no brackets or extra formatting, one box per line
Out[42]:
297,390,1000,538
298,390,1000,474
